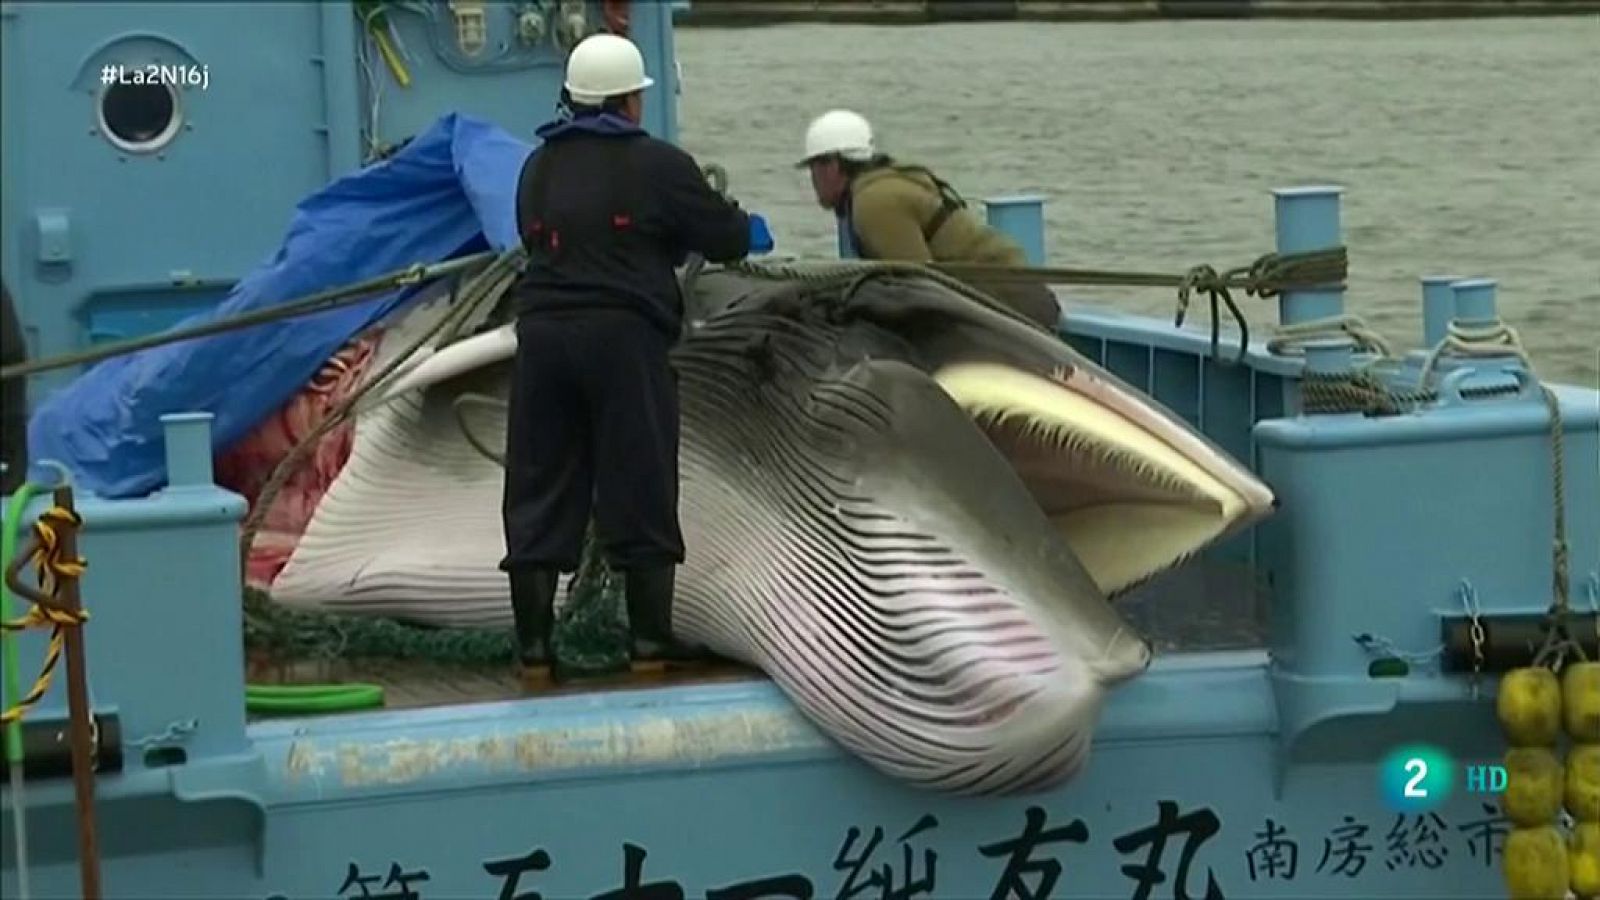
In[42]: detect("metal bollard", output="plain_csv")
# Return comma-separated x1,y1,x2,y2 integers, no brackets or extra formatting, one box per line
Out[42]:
1450,278,1499,326
160,412,216,488
983,195,1046,266
1272,186,1354,380
1420,276,1456,348
1271,186,1348,329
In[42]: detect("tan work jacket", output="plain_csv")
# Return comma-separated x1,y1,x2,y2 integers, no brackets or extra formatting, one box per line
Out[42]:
846,165,1026,265
844,165,1060,329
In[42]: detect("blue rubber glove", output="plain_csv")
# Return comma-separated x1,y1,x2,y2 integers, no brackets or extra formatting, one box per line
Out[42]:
747,214,775,255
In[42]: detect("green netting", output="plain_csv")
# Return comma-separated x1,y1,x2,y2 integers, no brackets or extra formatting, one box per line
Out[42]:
243,518,631,674
549,518,631,676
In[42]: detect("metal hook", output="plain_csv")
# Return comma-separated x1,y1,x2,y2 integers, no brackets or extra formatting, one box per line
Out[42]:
30,460,73,489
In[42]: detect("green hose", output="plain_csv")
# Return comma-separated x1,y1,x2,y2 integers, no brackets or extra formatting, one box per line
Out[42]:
3,488,381,725
3,480,42,900
244,682,385,715
3,481,41,763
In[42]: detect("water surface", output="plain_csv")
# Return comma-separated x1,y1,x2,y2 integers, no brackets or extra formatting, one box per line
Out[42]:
677,17,1600,384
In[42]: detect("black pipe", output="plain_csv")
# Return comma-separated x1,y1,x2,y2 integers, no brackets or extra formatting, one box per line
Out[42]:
1,280,26,493
0,711,123,781
1441,613,1600,673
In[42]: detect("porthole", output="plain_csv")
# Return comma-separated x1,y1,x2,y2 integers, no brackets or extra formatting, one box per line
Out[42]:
97,79,182,154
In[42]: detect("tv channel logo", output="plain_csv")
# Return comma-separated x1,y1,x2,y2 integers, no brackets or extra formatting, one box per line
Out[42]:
1379,744,1506,813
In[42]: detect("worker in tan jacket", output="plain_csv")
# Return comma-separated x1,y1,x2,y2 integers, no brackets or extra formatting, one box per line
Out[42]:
798,109,1060,330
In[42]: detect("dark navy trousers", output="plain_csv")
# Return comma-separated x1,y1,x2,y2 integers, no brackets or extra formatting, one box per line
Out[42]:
499,308,685,573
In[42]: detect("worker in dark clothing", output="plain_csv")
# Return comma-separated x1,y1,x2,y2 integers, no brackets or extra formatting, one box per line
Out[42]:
798,109,1061,331
1,281,27,495
501,33,774,679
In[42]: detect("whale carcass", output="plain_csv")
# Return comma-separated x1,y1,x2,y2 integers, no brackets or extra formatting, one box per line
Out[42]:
243,264,1275,795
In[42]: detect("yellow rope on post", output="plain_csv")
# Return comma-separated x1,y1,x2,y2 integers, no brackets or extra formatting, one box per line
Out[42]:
1,506,89,725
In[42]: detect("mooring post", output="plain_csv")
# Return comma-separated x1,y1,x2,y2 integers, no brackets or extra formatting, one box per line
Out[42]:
983,195,1046,265
1272,186,1347,325
1439,278,1522,382
1272,186,1353,373
160,412,215,488
1420,276,1456,348
1450,278,1499,326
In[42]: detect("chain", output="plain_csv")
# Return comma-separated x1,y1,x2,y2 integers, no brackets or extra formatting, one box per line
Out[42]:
1458,580,1487,699
128,718,199,749
1352,632,1445,666
1586,572,1600,646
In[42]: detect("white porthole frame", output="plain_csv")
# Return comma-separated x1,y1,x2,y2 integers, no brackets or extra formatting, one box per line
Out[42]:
96,76,184,155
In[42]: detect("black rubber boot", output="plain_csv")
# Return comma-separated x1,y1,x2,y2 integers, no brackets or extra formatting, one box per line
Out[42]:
625,566,705,664
508,568,558,672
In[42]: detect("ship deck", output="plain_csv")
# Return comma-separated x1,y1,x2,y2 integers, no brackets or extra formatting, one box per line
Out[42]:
246,558,1268,715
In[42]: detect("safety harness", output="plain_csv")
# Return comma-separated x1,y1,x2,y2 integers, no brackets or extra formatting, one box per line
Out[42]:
845,163,969,258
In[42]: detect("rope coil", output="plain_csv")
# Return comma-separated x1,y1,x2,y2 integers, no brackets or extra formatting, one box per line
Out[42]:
1418,318,1534,385
1,507,88,725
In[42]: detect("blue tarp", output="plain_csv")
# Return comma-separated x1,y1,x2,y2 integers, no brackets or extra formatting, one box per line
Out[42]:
28,114,534,498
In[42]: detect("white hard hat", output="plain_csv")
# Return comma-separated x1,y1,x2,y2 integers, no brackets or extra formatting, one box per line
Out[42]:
564,34,654,105
799,109,876,166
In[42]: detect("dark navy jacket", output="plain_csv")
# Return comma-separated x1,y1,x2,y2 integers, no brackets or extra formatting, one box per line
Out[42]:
509,111,751,340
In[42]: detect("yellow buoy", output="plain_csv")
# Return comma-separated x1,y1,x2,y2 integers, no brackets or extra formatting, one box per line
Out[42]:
1505,826,1571,900
1505,746,1567,826
1565,662,1600,742
1573,821,1600,899
1499,666,1565,746
1571,743,1600,822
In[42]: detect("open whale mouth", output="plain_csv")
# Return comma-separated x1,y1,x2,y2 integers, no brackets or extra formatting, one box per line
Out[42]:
934,359,1275,601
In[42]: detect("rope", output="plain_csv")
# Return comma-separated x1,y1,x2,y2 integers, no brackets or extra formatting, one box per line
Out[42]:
1400,316,1574,669
451,394,507,466
237,249,522,564
0,252,496,382
728,246,1348,365
1266,313,1395,359
1,507,88,725
730,251,1573,678
1533,381,1579,668
1301,370,1434,416
240,250,528,666
1417,318,1535,385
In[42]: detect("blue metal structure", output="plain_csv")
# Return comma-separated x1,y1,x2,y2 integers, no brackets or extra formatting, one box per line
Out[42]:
4,3,1599,899
0,0,678,401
